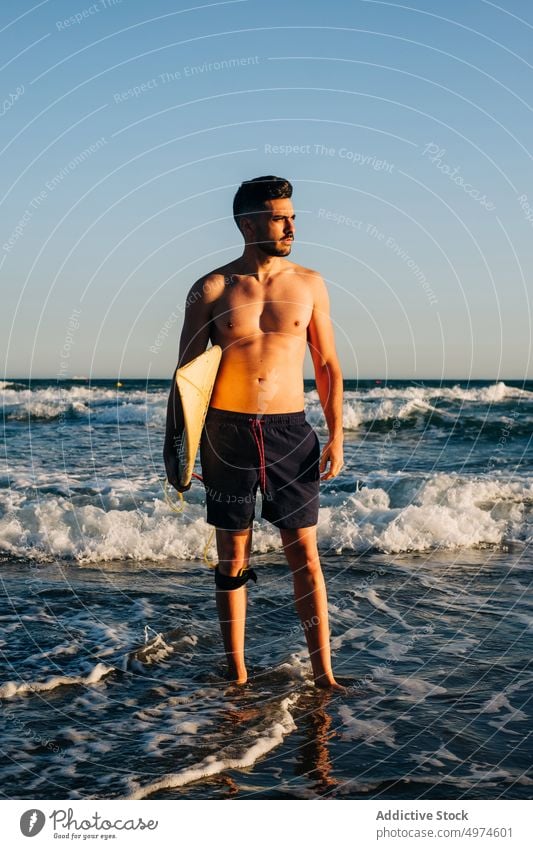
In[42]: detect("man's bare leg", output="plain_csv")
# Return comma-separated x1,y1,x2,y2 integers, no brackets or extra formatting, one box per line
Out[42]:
280,526,343,690
215,527,252,684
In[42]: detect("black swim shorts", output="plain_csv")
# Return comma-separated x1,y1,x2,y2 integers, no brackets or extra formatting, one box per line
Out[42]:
199,407,321,530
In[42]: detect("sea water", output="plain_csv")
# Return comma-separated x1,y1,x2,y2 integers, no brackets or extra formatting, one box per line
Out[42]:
0,378,531,798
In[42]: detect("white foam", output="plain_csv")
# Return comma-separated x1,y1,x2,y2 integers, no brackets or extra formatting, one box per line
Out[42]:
384,673,447,699
126,696,297,799
0,470,531,562
481,692,528,733
126,634,175,668
362,589,412,627
0,662,113,699
0,384,166,423
338,705,397,748
435,745,462,763
304,380,531,431
330,472,533,554
307,395,444,431
3,381,528,429
352,380,529,403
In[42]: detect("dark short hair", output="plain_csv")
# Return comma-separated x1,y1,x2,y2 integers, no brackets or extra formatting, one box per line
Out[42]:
233,175,293,231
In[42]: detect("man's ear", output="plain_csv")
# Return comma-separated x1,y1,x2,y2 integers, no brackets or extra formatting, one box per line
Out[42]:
239,215,254,240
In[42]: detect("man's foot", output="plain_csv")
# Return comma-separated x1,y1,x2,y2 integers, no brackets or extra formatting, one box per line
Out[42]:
227,667,248,685
313,675,347,693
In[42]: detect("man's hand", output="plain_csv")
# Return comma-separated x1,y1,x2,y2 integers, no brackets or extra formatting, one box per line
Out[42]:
163,445,191,493
319,434,344,481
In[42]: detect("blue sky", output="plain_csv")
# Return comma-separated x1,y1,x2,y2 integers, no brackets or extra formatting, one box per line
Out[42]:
1,0,532,379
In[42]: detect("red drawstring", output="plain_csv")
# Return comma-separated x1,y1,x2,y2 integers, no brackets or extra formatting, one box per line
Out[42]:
249,418,267,493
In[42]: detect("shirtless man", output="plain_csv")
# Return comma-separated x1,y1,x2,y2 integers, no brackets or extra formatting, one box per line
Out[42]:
164,176,344,689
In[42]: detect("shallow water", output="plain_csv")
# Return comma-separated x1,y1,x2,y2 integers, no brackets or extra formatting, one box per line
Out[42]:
0,548,531,799
1,378,532,798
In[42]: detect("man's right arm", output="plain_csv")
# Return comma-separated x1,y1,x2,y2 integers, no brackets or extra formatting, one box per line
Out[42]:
164,276,217,490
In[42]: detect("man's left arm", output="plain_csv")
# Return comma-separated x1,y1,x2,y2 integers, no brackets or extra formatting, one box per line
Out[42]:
307,274,344,480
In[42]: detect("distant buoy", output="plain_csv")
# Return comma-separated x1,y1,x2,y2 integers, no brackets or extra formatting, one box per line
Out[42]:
116,381,123,387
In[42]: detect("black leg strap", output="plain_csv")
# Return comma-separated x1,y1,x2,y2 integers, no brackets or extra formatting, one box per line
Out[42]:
214,566,257,590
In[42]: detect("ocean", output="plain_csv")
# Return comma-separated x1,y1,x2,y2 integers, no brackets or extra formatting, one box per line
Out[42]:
1,377,531,799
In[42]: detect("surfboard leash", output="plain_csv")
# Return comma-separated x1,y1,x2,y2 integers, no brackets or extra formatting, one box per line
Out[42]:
163,474,216,568
163,478,185,513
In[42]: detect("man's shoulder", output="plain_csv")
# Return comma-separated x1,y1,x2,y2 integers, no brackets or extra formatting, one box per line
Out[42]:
187,270,227,305
284,261,324,284
286,263,327,297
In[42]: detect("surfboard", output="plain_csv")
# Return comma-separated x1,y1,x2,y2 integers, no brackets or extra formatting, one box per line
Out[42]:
174,345,222,487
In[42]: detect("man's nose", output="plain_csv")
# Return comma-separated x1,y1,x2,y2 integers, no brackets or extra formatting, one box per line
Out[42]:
285,219,295,233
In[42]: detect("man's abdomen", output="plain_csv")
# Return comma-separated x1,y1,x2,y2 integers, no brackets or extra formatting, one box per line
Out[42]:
209,333,307,414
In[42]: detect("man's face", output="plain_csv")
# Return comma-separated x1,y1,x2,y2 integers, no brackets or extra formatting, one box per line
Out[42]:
245,198,296,256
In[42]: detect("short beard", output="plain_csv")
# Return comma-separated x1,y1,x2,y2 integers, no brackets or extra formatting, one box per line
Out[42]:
257,239,293,257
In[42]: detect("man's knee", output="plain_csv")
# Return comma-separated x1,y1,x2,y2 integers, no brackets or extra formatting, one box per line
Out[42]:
296,557,322,578
286,546,323,580
216,558,245,578
282,533,320,567
216,528,251,572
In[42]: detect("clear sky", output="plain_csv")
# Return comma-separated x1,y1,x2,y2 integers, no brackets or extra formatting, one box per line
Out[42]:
1,0,532,379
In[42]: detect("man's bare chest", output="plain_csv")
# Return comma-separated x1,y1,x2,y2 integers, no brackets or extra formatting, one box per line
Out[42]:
212,280,314,335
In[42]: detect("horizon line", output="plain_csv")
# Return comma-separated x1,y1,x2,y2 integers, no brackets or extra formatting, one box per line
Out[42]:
5,375,531,382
